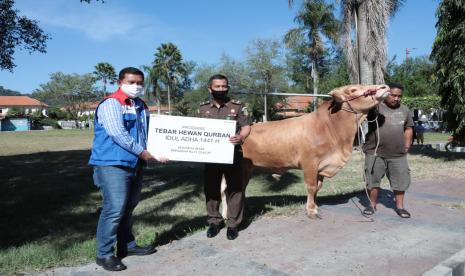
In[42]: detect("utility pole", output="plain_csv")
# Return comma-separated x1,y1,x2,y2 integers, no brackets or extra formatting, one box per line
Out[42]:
405,47,417,65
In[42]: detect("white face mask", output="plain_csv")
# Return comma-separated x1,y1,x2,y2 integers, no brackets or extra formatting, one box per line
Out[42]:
121,84,144,98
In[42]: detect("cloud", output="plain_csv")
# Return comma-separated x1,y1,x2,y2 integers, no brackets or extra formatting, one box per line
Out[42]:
16,0,157,42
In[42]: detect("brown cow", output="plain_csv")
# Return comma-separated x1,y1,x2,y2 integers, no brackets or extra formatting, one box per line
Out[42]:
224,84,390,219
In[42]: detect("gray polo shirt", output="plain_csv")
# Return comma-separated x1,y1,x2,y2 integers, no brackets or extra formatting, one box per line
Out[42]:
363,102,414,158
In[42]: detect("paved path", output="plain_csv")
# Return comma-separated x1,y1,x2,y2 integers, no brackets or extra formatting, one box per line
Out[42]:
43,177,465,276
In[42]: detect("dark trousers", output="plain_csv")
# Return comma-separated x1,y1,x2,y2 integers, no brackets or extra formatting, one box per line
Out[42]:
204,150,245,228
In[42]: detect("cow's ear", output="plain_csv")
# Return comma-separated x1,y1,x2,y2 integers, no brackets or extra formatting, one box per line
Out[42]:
329,88,346,102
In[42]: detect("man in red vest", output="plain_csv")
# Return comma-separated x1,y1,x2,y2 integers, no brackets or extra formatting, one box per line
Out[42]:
89,67,167,271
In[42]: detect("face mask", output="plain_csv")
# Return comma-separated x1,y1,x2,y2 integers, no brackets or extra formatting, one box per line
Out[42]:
121,84,144,98
211,90,228,101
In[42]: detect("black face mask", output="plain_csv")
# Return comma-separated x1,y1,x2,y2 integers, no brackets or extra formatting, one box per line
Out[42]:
211,90,228,101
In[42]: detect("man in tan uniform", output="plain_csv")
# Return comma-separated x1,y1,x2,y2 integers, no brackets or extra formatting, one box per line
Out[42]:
198,74,252,240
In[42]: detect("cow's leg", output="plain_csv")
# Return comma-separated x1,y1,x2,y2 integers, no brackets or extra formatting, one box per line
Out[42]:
303,168,320,219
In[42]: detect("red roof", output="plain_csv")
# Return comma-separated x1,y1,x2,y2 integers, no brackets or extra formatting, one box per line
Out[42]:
148,105,170,113
0,96,48,107
274,96,316,118
82,101,99,109
276,96,313,110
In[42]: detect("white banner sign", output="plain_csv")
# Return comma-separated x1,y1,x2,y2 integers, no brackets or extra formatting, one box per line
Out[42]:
147,115,237,164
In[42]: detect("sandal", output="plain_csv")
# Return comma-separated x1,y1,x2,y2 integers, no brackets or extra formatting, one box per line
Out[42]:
395,208,411,218
363,206,376,215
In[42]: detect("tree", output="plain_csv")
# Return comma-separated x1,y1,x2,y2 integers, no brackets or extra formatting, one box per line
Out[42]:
385,56,437,97
244,39,288,121
0,86,22,96
152,43,187,114
93,62,117,97
32,72,99,120
218,54,252,92
246,39,286,93
191,63,216,90
141,65,158,106
1,0,103,72
341,0,404,84
0,0,49,71
284,0,339,109
6,106,25,117
143,60,194,109
318,50,351,95
431,0,465,145
174,100,190,116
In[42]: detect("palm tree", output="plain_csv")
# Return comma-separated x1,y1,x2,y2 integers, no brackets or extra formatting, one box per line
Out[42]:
284,0,339,110
341,0,404,84
93,62,117,97
152,43,186,114
140,65,159,111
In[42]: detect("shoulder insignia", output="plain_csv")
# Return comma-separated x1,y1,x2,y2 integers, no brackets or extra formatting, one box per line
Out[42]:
230,99,242,105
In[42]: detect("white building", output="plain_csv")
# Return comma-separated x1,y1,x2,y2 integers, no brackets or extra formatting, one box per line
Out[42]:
0,96,48,117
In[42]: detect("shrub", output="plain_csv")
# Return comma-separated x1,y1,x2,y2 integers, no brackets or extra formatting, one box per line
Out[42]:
40,118,61,129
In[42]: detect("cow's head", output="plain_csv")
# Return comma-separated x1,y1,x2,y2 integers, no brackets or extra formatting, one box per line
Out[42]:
328,84,390,113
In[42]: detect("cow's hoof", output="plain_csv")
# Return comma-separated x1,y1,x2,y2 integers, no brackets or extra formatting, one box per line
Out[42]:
306,211,321,219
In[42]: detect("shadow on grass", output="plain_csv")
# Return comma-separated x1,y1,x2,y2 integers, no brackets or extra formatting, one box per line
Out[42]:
0,153,363,253
251,168,302,192
409,144,465,160
0,150,97,248
0,155,209,250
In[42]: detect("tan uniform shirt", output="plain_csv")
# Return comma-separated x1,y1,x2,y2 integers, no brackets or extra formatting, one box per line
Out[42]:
198,99,252,133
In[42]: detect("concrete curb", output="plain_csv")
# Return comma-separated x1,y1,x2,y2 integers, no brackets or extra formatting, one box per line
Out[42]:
423,248,465,276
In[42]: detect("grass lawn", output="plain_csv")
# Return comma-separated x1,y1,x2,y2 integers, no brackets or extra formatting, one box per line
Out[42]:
421,131,451,144
0,129,464,274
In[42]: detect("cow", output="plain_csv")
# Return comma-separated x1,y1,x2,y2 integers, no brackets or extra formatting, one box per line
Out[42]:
220,84,390,219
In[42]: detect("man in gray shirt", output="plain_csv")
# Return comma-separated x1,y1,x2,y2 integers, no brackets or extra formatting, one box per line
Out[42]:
362,83,414,218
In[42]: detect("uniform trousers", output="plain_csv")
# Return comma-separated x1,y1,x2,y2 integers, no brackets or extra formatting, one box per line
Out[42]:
204,149,245,228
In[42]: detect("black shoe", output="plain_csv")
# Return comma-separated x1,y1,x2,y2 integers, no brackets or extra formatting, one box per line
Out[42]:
96,256,127,271
117,244,157,258
226,227,238,240
206,224,221,238
127,245,157,256
363,206,376,216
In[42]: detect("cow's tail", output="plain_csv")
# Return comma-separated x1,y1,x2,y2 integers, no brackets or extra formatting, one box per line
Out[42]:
220,175,228,219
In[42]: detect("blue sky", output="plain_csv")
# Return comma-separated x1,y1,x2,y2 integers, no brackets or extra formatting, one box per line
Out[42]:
0,0,439,94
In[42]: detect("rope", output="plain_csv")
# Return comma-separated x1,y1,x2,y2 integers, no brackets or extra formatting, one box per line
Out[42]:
334,87,385,220
357,108,382,220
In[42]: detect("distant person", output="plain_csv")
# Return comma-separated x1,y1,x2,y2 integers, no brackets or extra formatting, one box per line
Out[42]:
198,74,252,240
89,67,168,271
415,121,426,145
362,83,414,218
412,122,417,146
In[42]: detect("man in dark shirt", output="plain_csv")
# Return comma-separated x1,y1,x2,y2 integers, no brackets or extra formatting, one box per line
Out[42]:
362,83,414,218
198,74,252,240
